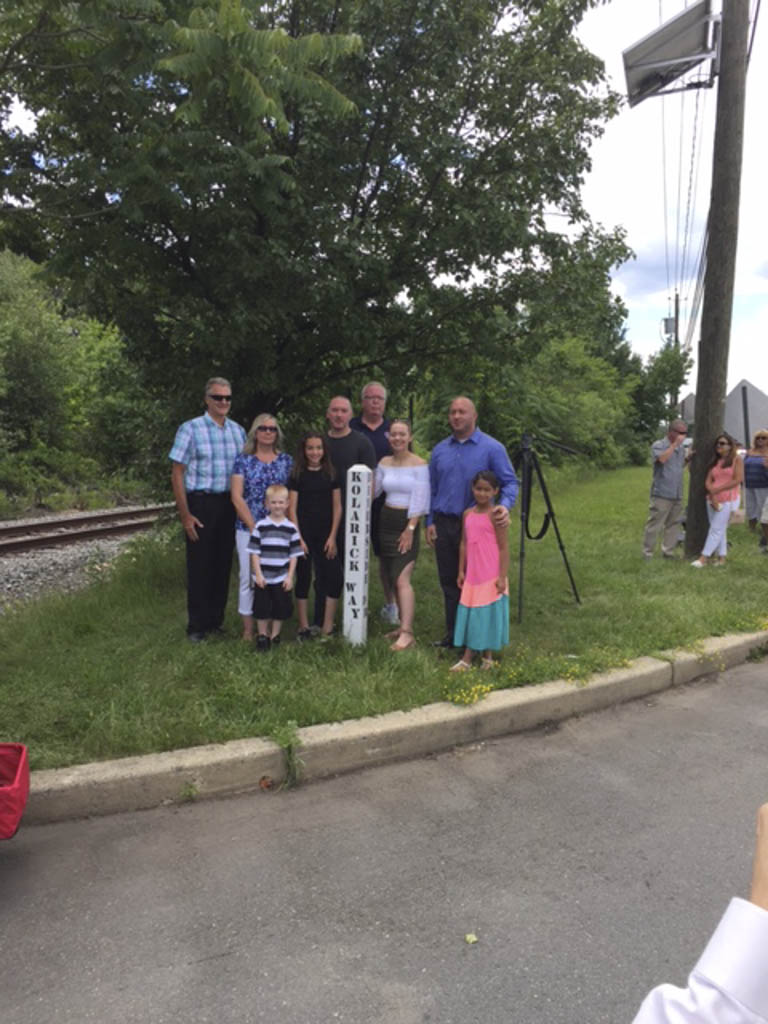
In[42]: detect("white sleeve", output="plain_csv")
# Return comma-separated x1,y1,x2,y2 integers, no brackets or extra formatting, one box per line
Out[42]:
406,465,431,519
631,899,768,1024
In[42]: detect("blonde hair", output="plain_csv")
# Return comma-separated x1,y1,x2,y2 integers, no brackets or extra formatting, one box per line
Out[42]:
265,483,289,502
243,413,284,455
751,429,768,448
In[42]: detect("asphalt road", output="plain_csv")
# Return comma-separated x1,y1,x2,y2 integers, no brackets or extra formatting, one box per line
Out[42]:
2,661,767,1024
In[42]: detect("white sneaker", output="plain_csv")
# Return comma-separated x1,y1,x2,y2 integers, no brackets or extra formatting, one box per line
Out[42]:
690,559,705,568
380,603,399,625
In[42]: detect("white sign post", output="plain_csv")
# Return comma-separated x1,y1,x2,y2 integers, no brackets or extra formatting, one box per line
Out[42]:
343,464,372,645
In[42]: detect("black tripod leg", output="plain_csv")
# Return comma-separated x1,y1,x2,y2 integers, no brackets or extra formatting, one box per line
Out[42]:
531,453,580,605
516,451,531,624
518,498,526,625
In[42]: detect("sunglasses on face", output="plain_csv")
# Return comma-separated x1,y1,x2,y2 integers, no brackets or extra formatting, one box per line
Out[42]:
208,394,232,402
257,425,278,432
716,441,731,447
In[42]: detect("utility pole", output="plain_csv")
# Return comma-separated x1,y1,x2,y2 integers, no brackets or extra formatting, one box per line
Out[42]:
685,0,749,557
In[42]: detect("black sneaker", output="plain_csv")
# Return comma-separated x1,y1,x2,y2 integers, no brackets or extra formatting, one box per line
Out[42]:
432,636,455,649
187,631,206,644
271,635,281,648
296,628,312,643
255,634,271,653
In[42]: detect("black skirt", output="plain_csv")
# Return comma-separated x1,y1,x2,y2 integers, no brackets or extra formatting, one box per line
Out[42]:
378,504,420,588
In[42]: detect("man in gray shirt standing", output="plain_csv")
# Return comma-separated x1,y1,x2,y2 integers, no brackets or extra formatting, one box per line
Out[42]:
643,419,691,559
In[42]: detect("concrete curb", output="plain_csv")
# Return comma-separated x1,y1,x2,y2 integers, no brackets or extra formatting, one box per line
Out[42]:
26,631,768,825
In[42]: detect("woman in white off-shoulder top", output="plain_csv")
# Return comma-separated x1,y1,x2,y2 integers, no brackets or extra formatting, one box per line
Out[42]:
373,419,430,651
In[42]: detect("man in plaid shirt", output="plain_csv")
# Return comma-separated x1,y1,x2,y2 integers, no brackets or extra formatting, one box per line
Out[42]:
169,377,246,641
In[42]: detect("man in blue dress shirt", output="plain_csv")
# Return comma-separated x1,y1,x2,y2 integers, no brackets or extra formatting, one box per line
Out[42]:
169,377,246,641
426,397,518,647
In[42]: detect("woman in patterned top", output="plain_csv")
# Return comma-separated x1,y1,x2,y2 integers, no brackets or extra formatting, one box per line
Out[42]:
231,413,292,640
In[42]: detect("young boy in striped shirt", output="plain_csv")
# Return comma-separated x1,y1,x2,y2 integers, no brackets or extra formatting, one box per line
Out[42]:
248,484,304,652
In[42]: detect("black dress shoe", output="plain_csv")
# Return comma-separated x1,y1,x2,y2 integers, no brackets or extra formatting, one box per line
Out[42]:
255,634,271,653
187,631,207,644
432,636,455,648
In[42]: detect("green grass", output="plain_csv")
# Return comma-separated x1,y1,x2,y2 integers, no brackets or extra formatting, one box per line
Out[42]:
0,474,156,520
2,466,767,771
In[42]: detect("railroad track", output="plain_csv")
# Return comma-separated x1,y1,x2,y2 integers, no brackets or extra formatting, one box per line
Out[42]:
0,505,174,556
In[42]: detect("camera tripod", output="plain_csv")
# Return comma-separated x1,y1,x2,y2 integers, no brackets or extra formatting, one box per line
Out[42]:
511,434,580,623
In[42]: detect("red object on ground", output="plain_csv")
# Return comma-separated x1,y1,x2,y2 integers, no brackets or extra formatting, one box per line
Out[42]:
0,743,30,839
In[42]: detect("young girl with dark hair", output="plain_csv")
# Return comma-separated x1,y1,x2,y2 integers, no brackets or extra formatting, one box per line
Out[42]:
288,432,343,639
451,470,509,670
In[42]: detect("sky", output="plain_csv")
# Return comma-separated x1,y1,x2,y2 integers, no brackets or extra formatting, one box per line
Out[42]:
576,0,766,398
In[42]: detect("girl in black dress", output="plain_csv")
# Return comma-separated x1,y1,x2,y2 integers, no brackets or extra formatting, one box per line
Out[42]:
288,432,343,639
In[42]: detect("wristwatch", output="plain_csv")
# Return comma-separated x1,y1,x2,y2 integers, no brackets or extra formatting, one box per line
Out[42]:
407,524,416,531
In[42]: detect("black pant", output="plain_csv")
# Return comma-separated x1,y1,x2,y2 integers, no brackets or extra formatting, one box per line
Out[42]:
434,514,462,639
313,523,346,626
185,491,236,635
296,533,343,601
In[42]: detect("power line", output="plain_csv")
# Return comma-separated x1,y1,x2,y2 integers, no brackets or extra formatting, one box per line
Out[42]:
748,0,762,61
660,95,672,298
679,87,704,292
674,89,686,290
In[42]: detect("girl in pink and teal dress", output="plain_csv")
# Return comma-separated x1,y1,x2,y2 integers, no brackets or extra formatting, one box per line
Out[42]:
451,471,510,671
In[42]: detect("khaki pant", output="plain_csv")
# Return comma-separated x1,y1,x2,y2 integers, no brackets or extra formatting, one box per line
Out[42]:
643,496,683,557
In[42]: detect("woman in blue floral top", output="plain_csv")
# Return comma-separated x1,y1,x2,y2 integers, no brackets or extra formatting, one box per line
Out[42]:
231,413,293,640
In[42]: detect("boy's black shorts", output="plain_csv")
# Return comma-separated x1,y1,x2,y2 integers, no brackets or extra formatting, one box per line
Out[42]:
252,582,293,621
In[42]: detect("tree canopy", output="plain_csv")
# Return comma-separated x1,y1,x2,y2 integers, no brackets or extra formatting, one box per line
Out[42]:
1,0,635,439
0,250,155,508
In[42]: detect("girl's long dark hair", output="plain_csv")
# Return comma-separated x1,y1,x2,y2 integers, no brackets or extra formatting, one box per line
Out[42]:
707,432,737,472
291,431,336,480
472,469,499,490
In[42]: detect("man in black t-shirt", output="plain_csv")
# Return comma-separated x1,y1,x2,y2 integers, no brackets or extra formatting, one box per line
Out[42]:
312,396,376,628
327,395,377,504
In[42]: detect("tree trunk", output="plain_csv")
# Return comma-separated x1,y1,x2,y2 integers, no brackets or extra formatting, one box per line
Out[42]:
686,0,749,556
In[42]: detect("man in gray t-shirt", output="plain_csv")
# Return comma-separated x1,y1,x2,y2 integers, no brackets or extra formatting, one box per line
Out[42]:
643,419,690,559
